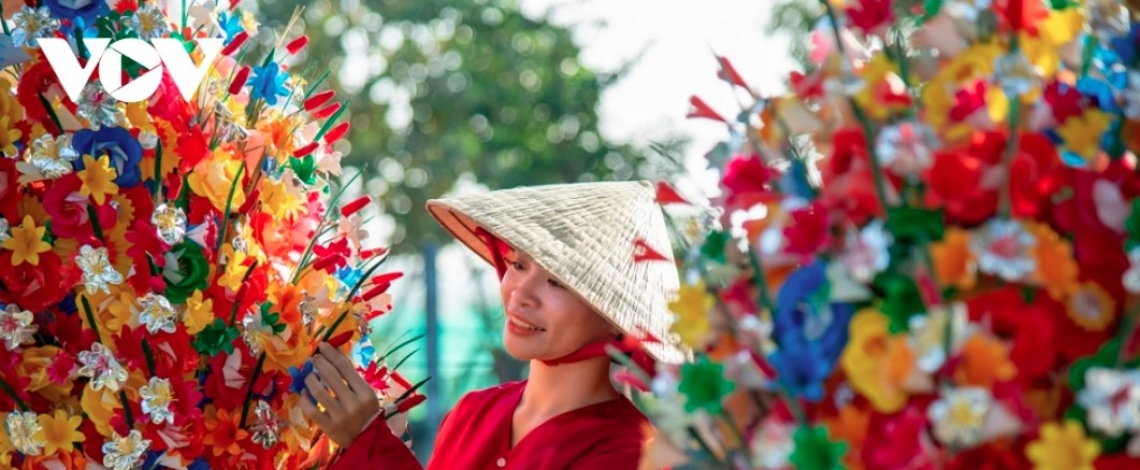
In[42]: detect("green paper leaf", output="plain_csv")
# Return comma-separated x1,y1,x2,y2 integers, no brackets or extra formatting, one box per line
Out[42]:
789,426,847,470
678,356,736,414
885,206,944,243
1124,199,1140,249
701,230,729,264
290,155,319,186
875,272,924,334
193,318,241,356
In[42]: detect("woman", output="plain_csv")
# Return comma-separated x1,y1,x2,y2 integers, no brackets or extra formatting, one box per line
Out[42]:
302,181,691,469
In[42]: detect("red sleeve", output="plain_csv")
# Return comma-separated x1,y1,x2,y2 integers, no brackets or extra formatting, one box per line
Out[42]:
566,449,643,470
326,415,423,470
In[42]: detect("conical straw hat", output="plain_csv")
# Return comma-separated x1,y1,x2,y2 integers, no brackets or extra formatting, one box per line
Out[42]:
426,181,692,364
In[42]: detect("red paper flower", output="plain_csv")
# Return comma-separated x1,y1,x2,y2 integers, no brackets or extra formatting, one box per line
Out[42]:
1044,81,1086,124
42,173,119,242
1095,454,1140,470
819,128,894,225
47,349,77,384
0,158,20,221
148,70,191,123
0,250,69,312
862,407,937,470
994,0,1049,34
949,80,988,122
783,201,831,258
721,153,778,209
965,286,1061,382
847,0,894,34
946,442,1029,470
16,58,67,133
789,71,825,99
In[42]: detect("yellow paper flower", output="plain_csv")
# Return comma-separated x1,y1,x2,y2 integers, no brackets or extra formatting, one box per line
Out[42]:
1026,420,1100,470
929,228,977,291
1026,221,1079,299
81,384,122,437
1,215,52,266
184,290,216,335
954,334,1016,387
261,177,304,219
1066,282,1116,332
77,154,120,205
216,248,252,293
187,149,247,212
841,308,919,413
0,82,24,156
669,281,714,348
1058,109,1113,161
32,410,85,456
922,44,1008,142
854,54,911,120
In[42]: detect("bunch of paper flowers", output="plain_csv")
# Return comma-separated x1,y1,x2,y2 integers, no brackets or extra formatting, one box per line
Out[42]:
645,0,1140,468
0,1,421,469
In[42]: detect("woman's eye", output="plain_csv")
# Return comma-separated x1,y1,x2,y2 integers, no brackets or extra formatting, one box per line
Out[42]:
509,261,525,270
548,279,565,289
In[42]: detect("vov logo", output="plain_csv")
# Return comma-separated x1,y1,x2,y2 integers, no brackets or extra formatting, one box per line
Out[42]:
39,38,223,103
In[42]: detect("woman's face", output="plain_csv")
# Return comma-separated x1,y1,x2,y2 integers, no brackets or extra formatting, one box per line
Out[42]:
499,248,617,361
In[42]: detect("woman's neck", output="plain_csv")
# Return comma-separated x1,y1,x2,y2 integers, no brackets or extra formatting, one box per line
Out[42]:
518,356,618,419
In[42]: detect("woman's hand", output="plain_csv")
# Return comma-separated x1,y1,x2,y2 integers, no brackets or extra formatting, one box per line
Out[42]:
300,342,382,447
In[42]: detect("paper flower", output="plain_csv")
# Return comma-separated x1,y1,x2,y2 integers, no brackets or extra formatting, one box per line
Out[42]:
928,387,994,448
1,215,51,267
788,426,847,470
139,377,175,425
250,400,284,449
203,408,249,457
678,356,736,414
837,220,891,284
76,343,129,392
75,245,124,295
9,6,58,47
1025,421,1100,470
135,293,179,335
5,410,44,455
971,219,1036,283
102,430,151,470
19,133,79,182
1076,368,1140,436
954,334,1017,388
669,282,714,349
0,304,37,351
32,410,85,456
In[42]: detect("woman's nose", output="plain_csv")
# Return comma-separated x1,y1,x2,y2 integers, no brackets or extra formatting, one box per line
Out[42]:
508,270,544,307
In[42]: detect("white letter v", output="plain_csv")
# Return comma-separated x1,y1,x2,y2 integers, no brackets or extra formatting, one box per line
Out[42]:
38,38,111,103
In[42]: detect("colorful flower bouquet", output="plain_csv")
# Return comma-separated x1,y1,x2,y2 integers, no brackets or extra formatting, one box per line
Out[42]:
646,0,1140,468
0,1,421,469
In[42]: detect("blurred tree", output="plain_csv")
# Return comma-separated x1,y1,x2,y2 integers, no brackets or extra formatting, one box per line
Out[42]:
254,0,668,251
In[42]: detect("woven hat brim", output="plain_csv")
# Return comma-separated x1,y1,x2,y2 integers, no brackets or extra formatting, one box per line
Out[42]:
426,185,691,365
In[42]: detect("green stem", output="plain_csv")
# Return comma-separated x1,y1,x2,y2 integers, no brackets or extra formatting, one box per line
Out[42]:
119,390,134,428
80,295,102,343
38,93,63,135
1115,300,1140,366
239,352,267,428
87,204,105,243
1079,35,1096,78
997,91,1023,218
687,426,725,464
214,161,247,253
0,377,29,412
745,244,777,314
141,341,157,377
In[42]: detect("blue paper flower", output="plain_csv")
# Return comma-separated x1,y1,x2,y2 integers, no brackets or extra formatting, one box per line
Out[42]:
288,360,314,395
769,341,832,401
218,12,245,44
187,457,210,470
71,126,144,188
249,63,290,106
43,0,108,26
769,262,855,402
66,17,100,60
1110,23,1140,67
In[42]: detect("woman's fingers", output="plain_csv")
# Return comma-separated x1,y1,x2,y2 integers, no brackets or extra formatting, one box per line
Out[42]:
299,391,332,428
304,374,341,414
312,355,354,400
318,343,370,397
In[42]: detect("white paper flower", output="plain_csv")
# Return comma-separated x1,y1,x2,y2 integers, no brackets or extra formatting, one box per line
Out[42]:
77,342,129,392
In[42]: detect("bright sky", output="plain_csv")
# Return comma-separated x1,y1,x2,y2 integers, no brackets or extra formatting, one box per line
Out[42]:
519,0,797,196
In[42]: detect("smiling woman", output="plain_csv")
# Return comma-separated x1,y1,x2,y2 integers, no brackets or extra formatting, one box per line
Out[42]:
305,181,691,469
